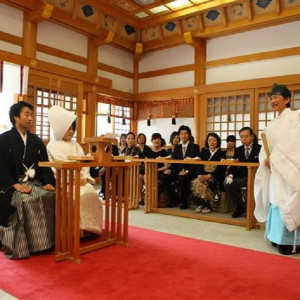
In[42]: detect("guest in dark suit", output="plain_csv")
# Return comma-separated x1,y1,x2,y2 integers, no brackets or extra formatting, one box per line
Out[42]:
161,125,200,209
224,127,261,218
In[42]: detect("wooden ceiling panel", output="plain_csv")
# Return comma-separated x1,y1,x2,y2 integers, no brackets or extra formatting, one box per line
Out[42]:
3,0,300,53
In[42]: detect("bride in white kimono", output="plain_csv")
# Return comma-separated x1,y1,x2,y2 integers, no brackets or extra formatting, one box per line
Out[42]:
47,106,103,235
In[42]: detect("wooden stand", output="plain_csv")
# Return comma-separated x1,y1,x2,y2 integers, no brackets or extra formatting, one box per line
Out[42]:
84,137,117,162
39,161,139,264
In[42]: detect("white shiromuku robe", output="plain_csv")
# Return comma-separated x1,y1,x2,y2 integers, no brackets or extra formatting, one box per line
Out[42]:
47,139,103,235
254,108,300,234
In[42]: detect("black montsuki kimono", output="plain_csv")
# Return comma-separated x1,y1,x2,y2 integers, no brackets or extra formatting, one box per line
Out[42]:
0,127,55,259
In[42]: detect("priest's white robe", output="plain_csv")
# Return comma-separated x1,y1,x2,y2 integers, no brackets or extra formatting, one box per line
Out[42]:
254,108,300,236
47,139,103,235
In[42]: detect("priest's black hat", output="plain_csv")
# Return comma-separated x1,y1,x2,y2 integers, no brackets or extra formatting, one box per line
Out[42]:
270,84,291,98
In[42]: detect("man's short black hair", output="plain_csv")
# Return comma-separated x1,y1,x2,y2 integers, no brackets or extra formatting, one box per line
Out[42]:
9,101,33,126
178,125,191,137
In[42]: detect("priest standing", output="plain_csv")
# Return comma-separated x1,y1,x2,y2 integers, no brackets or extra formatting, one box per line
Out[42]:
254,84,300,255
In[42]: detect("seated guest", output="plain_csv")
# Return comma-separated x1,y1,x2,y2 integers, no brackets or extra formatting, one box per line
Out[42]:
137,133,151,158
193,133,226,214
224,135,237,160
161,125,200,209
168,131,180,156
118,133,127,154
121,132,141,157
0,101,55,259
47,106,103,236
219,134,237,213
139,133,168,205
224,127,261,218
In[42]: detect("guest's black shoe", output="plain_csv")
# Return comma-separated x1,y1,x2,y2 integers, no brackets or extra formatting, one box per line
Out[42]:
271,242,277,248
167,201,176,208
180,202,188,210
232,206,245,218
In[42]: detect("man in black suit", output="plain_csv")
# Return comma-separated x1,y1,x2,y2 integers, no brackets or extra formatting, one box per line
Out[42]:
161,125,200,209
224,127,261,218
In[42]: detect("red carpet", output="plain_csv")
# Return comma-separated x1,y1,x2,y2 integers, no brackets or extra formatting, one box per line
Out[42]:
1,226,300,300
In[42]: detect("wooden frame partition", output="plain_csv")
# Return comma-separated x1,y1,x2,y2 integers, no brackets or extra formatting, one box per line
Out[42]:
143,158,259,230
39,160,140,264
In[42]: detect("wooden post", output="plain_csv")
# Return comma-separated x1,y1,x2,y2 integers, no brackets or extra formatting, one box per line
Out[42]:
22,12,37,58
194,39,206,145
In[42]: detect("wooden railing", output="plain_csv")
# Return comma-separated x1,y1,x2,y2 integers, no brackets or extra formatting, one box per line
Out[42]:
113,157,259,230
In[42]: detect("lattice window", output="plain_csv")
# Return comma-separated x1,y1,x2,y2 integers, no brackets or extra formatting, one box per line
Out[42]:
96,103,130,136
32,87,77,142
206,93,251,147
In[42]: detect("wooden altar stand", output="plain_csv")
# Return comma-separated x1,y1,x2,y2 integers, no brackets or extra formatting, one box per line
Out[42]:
39,160,140,264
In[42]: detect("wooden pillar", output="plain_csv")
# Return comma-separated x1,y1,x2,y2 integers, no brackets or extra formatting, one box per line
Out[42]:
22,12,37,58
132,56,139,136
86,37,98,138
194,39,206,146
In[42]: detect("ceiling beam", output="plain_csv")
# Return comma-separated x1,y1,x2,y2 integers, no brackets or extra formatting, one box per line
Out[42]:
139,0,241,29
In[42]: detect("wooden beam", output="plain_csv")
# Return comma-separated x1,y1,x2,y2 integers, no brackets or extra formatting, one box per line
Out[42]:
247,0,253,21
275,0,282,15
72,0,80,20
135,87,193,101
139,64,194,79
0,49,112,88
98,62,134,79
143,35,185,52
221,7,227,27
206,46,300,69
0,30,22,46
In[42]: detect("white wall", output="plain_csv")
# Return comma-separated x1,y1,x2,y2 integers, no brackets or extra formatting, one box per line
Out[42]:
98,70,133,93
37,22,87,57
206,21,300,84
98,45,134,92
36,52,87,72
138,45,194,92
98,45,133,72
137,117,195,147
207,21,300,61
139,45,194,72
0,3,23,37
139,71,194,93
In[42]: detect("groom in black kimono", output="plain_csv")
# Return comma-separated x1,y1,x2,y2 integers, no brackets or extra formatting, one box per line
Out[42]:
0,101,55,258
